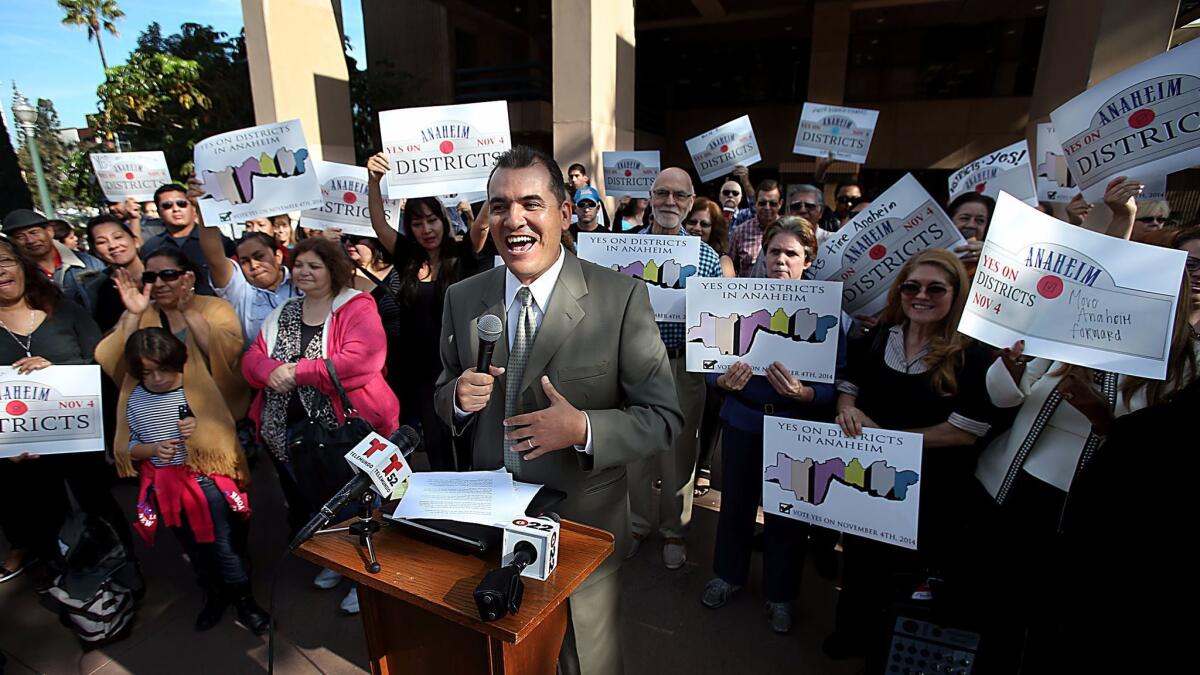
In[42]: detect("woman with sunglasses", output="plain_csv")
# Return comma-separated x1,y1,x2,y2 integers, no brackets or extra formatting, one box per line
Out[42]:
683,197,736,278
946,192,995,274
825,248,1000,663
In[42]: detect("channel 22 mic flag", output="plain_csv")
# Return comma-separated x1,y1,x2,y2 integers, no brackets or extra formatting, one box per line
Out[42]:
0,366,105,458
1051,39,1200,203
194,119,324,225
89,151,172,202
948,140,1038,206
958,193,1186,380
793,103,879,164
602,151,660,198
379,100,511,199
686,116,761,183
300,161,401,237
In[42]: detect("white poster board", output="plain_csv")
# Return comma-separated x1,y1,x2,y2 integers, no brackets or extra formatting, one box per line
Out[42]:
957,193,1185,380
601,151,660,198
194,119,323,226
948,140,1037,205
685,116,761,183
685,278,842,383
1136,175,1167,202
1050,39,1200,203
89,151,172,202
379,101,511,198
576,232,700,322
763,417,922,550
811,174,966,316
793,103,879,164
1035,124,1080,204
299,161,400,237
0,366,105,457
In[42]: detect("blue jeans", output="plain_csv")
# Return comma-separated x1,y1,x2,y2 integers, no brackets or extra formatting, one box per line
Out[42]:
171,476,249,586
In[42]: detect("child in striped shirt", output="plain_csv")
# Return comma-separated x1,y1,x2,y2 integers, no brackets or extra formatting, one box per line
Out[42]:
124,327,269,635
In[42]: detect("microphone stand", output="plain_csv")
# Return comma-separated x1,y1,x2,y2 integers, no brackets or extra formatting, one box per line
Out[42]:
312,488,385,574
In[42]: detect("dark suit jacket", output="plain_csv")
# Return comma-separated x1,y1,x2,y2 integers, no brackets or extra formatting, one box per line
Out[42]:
435,249,683,581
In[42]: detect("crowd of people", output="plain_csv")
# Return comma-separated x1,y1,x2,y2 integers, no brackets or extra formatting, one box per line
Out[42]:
1,139,1196,673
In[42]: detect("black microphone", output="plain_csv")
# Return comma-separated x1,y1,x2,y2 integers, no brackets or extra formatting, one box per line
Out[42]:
287,425,421,552
476,313,503,373
474,541,538,621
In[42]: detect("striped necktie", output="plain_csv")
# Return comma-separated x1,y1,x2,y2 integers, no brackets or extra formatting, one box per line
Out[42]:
503,287,537,472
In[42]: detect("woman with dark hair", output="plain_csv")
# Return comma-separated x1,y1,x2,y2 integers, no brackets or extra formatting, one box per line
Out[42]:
947,192,995,272
241,236,398,615
684,197,735,278
365,152,487,471
825,248,1000,663
0,239,129,583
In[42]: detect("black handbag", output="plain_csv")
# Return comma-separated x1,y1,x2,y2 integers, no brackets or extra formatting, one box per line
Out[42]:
287,359,374,506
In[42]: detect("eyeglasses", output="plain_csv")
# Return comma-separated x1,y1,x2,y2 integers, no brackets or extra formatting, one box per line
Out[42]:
576,201,597,209
790,201,820,211
1135,216,1168,224
756,200,780,208
0,257,20,269
720,189,740,197
838,195,865,206
158,199,190,210
651,189,694,202
1186,257,1200,273
683,218,710,227
898,281,949,298
142,269,185,284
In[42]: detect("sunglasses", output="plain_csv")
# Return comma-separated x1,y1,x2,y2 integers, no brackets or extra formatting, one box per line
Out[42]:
142,269,186,284
683,218,710,227
576,201,597,209
838,195,865,205
158,199,190,210
1135,216,1168,224
721,189,740,197
1186,257,1200,273
790,201,820,211
756,200,780,208
899,281,949,298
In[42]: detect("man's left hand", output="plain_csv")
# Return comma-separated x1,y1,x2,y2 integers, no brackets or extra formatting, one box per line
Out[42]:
504,376,587,460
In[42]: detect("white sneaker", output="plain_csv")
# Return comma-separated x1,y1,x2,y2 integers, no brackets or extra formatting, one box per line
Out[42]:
339,586,360,615
313,568,343,590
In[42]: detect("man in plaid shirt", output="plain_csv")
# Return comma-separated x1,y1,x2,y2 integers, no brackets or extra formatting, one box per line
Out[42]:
628,167,722,570
728,178,783,277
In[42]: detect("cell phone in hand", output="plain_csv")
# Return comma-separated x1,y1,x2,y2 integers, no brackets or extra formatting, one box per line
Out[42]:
178,403,193,419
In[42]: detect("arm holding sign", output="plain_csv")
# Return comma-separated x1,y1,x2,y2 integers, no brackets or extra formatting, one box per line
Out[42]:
188,178,237,290
1101,176,1142,241
366,152,399,253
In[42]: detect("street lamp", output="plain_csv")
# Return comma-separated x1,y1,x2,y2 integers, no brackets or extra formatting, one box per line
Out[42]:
11,85,55,218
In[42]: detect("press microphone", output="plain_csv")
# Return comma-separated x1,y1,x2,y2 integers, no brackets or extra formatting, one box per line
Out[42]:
287,426,420,552
476,313,503,372
474,540,538,622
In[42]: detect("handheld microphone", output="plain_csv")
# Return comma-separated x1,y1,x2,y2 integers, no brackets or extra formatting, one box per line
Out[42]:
476,314,503,373
287,426,420,552
474,540,538,622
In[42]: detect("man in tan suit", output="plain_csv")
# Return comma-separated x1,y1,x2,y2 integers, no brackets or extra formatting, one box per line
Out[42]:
435,146,683,675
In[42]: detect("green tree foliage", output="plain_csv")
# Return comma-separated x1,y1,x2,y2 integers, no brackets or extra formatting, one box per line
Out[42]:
16,99,76,206
58,0,125,73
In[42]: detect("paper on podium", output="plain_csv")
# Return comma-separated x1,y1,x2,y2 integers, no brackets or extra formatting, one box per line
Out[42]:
388,470,542,527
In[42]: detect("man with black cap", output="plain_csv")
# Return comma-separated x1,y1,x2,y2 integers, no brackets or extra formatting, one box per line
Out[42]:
2,208,105,313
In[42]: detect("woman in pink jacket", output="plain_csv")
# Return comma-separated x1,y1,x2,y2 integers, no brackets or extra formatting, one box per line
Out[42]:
241,237,398,615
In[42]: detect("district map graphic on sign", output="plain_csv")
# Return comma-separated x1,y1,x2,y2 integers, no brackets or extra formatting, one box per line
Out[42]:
688,308,838,357
764,453,919,506
201,147,311,205
612,259,697,289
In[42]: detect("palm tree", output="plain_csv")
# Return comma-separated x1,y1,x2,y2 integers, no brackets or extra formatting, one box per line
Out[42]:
58,0,125,74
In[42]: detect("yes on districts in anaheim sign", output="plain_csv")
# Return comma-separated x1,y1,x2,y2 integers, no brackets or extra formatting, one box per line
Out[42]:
379,101,511,199
1035,124,1080,204
576,232,699,322
811,174,966,317
89,151,172,202
0,366,105,458
958,193,1186,380
1051,39,1200,203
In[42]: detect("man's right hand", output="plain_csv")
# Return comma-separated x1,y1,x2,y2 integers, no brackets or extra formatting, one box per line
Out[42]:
456,365,506,414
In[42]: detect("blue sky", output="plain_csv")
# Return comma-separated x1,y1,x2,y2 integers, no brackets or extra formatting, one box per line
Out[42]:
1,0,365,134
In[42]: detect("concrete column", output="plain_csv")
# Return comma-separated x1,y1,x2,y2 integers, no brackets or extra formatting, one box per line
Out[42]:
807,0,851,105
552,0,636,200
241,0,356,163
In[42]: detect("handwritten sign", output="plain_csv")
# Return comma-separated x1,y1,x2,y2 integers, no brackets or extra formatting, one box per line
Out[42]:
602,151,660,198
379,101,511,199
0,366,105,458
948,140,1037,205
89,151,172,202
299,160,400,237
576,232,699,322
958,193,1185,380
685,116,761,183
793,103,879,164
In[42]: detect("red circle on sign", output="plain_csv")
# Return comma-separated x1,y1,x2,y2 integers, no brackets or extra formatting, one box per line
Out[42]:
343,192,357,204
124,172,135,180
1129,109,1156,129
624,169,632,177
1037,275,1064,299
868,245,887,260
6,401,28,416
439,140,454,154
720,144,729,153
974,182,987,193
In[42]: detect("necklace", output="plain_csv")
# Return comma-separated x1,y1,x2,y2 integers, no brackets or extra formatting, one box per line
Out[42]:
0,309,35,358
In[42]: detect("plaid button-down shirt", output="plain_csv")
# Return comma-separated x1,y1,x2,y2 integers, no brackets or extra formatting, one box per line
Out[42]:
633,224,722,350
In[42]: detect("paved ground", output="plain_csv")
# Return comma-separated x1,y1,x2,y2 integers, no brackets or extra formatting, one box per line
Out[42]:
0,453,864,675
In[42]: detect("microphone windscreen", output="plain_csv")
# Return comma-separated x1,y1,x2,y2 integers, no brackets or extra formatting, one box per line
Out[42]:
393,425,422,452
477,314,503,343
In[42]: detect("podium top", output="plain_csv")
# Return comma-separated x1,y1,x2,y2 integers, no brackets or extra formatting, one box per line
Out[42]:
296,517,615,644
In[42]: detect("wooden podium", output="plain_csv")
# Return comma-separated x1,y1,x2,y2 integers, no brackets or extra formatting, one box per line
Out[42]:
296,518,614,675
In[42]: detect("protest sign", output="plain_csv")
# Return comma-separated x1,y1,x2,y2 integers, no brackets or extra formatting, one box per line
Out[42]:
379,101,511,198
194,119,323,226
1136,175,1167,202
793,103,879,164
948,140,1037,205
602,151,660,198
685,115,761,183
0,366,105,458
438,192,487,209
958,193,1185,380
1051,39,1200,203
89,151,172,202
763,417,922,550
685,278,842,383
299,161,400,237
1035,124,1080,203
811,174,966,316
576,232,699,322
